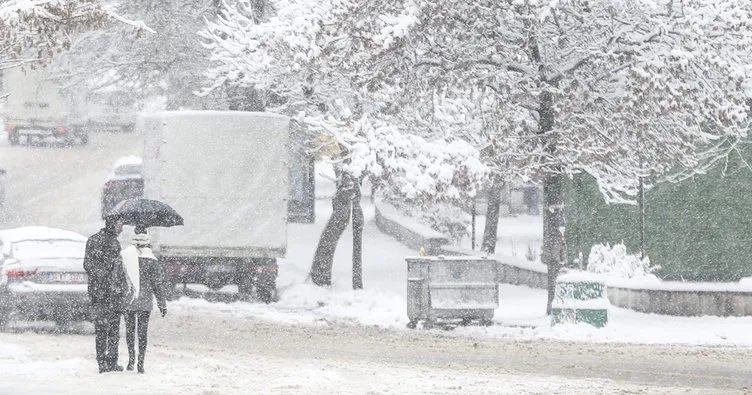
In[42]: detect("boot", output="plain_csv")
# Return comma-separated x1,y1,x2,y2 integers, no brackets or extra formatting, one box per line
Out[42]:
126,353,135,371
137,353,145,374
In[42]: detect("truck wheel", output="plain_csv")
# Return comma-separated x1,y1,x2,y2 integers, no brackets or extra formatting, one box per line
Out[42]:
80,135,89,146
257,285,276,304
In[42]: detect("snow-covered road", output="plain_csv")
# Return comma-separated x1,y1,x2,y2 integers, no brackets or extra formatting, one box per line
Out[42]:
0,131,142,234
2,310,749,394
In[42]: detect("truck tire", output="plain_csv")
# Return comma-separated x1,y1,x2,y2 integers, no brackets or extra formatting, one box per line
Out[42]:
256,272,277,304
257,285,276,304
80,135,89,146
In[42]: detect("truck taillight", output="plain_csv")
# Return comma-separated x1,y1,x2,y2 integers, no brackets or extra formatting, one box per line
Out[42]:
4,123,15,131
164,262,182,275
56,127,66,134
255,266,277,275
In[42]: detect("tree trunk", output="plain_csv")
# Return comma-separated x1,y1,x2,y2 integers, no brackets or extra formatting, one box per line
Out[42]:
481,176,503,254
352,184,364,290
310,175,353,286
538,89,567,315
542,173,566,315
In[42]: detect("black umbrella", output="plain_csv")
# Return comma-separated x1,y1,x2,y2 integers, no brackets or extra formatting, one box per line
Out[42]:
106,198,184,228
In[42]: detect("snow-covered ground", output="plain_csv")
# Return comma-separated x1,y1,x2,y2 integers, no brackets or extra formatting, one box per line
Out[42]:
172,165,752,347
5,311,737,395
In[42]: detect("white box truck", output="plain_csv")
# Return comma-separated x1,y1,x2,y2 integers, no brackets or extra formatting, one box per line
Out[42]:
2,67,88,146
141,111,289,302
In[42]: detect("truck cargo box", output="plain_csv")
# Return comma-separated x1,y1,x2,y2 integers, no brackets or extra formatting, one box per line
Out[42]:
141,111,289,259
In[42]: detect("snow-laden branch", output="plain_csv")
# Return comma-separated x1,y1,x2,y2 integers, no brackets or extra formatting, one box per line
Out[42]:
0,0,152,71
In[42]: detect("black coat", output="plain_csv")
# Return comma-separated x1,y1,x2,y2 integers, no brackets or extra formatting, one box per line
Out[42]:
83,228,128,309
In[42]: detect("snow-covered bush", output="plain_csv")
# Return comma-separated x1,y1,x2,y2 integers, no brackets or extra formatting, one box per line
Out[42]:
420,204,470,244
586,244,658,279
389,201,469,244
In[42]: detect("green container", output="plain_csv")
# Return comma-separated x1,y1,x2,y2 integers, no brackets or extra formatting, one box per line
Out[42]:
551,307,608,328
551,278,608,328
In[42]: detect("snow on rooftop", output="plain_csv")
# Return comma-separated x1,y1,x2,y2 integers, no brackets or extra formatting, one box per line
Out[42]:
113,155,143,169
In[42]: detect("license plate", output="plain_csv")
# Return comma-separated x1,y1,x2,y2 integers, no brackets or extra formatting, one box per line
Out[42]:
205,265,236,273
22,129,50,136
47,272,88,284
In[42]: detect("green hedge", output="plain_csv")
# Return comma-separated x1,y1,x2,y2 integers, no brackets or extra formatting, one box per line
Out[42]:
566,152,752,282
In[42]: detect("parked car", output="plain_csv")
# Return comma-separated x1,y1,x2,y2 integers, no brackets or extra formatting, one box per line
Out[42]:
101,156,144,218
0,227,90,327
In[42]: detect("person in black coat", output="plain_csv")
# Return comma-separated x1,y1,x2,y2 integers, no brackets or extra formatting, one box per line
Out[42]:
84,217,128,373
122,229,167,374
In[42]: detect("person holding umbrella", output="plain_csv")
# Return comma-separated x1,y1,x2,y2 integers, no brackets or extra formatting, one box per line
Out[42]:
84,216,129,373
121,226,167,373
107,198,184,374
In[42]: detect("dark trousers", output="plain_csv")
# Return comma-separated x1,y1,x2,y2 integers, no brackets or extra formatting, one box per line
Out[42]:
125,311,151,365
93,305,122,370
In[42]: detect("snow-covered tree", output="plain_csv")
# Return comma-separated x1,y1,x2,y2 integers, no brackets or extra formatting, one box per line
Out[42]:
317,0,752,313
201,0,488,289
205,0,752,314
0,0,149,71
45,0,217,110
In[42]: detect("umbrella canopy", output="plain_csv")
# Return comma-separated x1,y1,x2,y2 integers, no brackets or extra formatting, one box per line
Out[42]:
106,198,184,228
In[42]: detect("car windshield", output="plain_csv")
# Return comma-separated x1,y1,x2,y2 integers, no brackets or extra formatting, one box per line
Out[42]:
114,164,142,176
11,239,86,260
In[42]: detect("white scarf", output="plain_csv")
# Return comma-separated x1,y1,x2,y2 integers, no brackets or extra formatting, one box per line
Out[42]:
120,245,141,303
121,245,158,304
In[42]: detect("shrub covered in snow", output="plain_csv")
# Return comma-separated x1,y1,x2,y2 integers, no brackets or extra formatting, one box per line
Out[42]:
586,244,658,279
390,201,469,244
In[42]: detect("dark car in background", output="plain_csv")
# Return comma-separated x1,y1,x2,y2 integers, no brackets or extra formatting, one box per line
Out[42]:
101,156,144,218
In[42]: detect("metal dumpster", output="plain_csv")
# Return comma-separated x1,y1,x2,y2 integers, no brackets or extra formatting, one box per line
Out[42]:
406,256,499,328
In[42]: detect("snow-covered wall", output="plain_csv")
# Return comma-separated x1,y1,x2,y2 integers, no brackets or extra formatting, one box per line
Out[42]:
373,198,449,255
